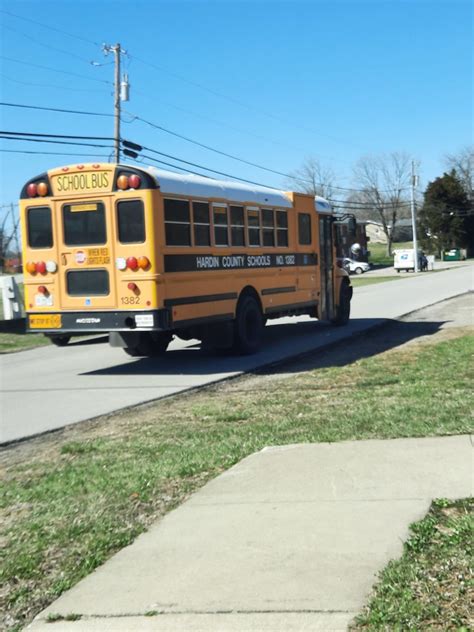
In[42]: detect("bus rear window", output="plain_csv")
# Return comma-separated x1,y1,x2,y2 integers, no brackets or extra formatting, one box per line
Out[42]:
28,206,53,249
117,200,145,243
63,202,106,246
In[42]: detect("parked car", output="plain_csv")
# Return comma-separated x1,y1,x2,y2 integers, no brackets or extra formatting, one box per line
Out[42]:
342,258,371,275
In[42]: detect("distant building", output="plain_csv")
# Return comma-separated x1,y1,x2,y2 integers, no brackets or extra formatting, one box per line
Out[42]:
335,219,369,262
364,221,387,244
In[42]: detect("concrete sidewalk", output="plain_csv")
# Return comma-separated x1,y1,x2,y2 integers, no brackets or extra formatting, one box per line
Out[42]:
28,435,473,631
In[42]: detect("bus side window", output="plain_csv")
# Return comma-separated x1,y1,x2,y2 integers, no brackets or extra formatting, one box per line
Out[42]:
164,199,191,246
298,213,312,246
117,200,145,243
27,206,53,249
276,210,288,246
262,209,275,247
247,207,260,246
192,201,210,246
230,205,245,246
213,204,229,246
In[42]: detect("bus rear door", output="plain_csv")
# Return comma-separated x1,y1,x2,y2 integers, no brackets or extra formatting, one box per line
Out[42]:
56,197,118,310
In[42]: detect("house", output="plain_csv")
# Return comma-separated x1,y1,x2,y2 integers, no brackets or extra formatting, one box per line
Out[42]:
364,221,387,244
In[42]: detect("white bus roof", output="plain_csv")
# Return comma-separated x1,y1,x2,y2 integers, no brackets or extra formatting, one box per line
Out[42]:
141,166,333,212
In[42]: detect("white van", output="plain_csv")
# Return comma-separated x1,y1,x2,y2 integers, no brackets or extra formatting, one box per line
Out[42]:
393,249,421,272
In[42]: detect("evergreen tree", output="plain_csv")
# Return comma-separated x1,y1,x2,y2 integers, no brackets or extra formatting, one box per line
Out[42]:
418,170,472,255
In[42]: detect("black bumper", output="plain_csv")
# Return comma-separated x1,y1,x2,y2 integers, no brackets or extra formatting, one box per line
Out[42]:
26,309,171,334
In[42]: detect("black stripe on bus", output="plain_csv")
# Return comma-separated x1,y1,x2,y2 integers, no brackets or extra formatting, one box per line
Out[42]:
164,252,317,273
261,286,296,296
172,313,235,328
264,300,317,314
164,292,238,307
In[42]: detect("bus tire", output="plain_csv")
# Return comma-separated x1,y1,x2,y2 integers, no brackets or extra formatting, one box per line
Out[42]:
124,332,172,357
47,335,71,347
233,294,264,355
331,282,351,326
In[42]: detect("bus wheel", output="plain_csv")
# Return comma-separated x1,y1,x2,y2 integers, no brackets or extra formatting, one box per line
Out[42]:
233,294,264,355
331,282,351,326
124,332,172,357
47,335,71,347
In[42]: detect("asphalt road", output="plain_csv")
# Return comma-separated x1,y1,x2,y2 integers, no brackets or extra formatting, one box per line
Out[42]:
1,264,472,444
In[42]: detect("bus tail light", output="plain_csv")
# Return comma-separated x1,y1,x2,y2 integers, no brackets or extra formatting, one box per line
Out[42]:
26,261,37,274
116,174,142,190
116,257,127,270
126,256,138,270
35,261,47,274
27,183,38,197
38,285,48,295
127,282,139,292
37,182,49,196
46,260,58,273
26,182,49,197
137,256,150,270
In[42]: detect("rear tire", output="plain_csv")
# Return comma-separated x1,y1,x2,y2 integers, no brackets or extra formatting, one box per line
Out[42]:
233,294,264,355
331,282,351,326
124,332,172,357
47,335,71,347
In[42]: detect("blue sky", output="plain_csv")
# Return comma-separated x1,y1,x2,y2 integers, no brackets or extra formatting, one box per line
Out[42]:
0,0,472,207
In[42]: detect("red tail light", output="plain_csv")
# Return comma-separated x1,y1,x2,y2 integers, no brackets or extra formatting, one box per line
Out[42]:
126,256,138,270
38,285,48,295
128,174,141,189
35,261,47,274
27,183,38,197
127,282,139,292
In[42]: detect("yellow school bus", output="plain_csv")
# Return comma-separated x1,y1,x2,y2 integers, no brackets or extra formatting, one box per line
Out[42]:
20,163,353,356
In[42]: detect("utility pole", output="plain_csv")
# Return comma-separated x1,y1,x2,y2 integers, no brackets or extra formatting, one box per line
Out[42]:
410,160,419,272
103,43,129,163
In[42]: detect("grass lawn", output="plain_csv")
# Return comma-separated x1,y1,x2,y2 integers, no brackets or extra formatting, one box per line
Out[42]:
1,330,473,631
354,498,473,630
0,332,50,353
369,241,413,267
351,275,405,287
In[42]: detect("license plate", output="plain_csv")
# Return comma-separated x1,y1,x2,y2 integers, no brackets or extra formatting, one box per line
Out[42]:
29,314,62,329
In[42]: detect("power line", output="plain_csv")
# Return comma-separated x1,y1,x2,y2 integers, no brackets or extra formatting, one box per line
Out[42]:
0,149,109,158
0,101,113,117
0,8,100,46
2,23,97,64
0,130,114,141
124,110,409,194
0,74,106,93
130,54,364,150
0,149,110,158
0,56,111,85
140,145,281,190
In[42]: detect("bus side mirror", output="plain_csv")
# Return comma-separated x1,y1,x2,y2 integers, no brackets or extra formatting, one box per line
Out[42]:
348,218,357,235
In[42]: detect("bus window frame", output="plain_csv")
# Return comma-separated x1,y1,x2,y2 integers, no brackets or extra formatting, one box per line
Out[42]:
116,198,146,245
62,201,107,247
246,206,261,247
191,200,211,248
164,197,192,247
212,202,229,247
27,205,54,250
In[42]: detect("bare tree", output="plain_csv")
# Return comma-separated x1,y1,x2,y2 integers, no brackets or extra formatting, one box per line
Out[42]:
286,157,337,199
352,152,412,255
445,146,473,203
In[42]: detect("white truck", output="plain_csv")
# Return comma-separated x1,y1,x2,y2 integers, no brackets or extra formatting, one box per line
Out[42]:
393,249,421,272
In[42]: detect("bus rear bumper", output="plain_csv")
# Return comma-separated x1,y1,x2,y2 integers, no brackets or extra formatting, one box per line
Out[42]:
26,309,171,334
